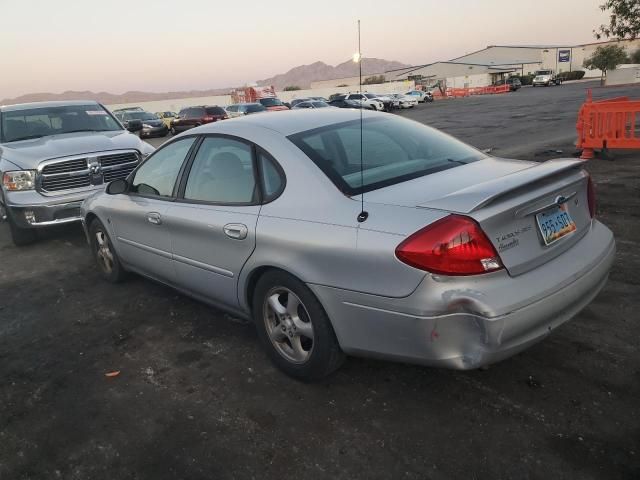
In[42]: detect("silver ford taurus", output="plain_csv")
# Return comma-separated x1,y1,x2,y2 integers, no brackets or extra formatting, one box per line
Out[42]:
81,109,615,380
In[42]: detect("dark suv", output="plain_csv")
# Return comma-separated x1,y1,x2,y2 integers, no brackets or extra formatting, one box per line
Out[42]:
170,106,228,134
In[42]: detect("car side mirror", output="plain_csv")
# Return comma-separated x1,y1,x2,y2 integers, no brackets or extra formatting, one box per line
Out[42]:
126,119,143,133
106,179,129,195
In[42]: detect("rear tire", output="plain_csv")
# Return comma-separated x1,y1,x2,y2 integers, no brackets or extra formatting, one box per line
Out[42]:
89,219,126,283
252,270,345,381
8,216,37,246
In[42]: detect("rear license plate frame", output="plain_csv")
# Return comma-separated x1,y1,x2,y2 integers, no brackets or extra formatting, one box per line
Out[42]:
535,205,577,246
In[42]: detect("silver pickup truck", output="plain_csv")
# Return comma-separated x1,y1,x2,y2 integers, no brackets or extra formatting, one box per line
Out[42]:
0,100,155,245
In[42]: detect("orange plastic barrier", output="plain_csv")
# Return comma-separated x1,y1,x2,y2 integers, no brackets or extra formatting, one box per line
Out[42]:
576,89,640,159
432,84,511,99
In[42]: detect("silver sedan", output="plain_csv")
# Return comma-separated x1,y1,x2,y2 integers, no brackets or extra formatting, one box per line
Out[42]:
81,109,615,380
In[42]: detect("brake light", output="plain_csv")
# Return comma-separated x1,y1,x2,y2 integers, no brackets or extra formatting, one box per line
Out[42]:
587,176,596,218
203,115,215,122
395,215,503,276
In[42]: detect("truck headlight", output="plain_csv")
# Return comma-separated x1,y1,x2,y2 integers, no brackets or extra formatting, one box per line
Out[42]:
2,170,36,191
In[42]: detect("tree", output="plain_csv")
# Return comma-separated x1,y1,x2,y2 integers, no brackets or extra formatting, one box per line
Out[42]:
283,85,301,91
596,0,640,39
631,48,640,63
583,45,629,84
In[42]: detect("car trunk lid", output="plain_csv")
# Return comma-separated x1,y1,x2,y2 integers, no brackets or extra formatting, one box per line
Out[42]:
364,157,592,276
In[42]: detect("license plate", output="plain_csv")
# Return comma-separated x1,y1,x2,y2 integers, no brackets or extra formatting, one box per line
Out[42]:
536,205,576,245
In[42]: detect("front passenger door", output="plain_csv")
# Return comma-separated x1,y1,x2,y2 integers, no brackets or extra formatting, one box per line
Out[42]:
109,136,197,283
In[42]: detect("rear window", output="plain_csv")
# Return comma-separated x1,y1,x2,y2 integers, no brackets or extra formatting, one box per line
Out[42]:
205,106,226,115
246,104,266,113
259,98,284,107
288,116,486,195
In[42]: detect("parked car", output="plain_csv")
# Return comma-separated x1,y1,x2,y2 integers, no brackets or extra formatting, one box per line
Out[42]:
507,77,522,91
0,100,154,245
495,78,522,91
364,93,398,111
155,111,178,129
117,111,168,138
328,98,373,109
290,98,312,108
291,101,330,109
388,93,418,108
170,106,228,134
338,93,383,111
113,106,144,113
405,90,429,103
81,109,614,380
225,103,267,118
532,70,562,87
256,98,290,111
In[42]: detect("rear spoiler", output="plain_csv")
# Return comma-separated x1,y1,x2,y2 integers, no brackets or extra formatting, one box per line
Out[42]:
417,158,585,214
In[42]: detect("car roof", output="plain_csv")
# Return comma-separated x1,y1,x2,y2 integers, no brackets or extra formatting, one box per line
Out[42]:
0,100,101,112
195,108,384,136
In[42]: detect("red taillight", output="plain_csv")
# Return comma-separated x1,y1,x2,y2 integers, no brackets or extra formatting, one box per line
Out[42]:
395,215,503,276
587,176,596,218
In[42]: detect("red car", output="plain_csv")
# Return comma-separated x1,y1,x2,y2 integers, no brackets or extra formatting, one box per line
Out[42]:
170,105,228,134
256,98,289,111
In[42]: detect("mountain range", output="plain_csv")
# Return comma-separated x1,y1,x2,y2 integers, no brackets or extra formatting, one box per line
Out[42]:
1,58,409,106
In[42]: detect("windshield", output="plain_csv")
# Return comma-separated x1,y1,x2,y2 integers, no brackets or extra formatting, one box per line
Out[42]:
312,102,329,108
259,98,284,107
123,111,158,121
288,116,486,195
536,71,552,75
1,104,122,142
364,94,379,99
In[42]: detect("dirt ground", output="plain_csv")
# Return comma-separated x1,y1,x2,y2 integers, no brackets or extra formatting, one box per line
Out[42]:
1,82,639,479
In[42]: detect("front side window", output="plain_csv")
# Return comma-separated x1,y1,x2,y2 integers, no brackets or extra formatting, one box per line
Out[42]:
349,94,363,100
289,116,486,195
1,104,121,143
131,137,196,197
184,137,256,204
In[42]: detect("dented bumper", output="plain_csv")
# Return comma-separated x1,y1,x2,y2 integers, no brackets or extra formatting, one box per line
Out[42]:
309,220,615,369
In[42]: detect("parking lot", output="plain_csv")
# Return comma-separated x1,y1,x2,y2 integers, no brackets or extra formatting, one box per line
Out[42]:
1,81,639,479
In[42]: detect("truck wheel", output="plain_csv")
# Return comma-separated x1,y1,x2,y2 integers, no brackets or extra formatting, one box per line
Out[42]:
252,270,345,381
7,216,37,246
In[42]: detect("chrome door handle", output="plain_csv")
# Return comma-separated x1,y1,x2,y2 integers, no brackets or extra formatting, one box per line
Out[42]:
223,223,248,240
147,212,162,225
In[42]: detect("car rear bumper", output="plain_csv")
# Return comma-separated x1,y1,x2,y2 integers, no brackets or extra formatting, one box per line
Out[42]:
309,220,615,369
3,188,100,228
141,125,168,137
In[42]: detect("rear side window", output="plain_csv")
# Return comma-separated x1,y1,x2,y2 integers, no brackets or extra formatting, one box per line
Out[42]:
258,150,284,200
183,137,256,204
288,116,486,195
206,107,226,115
132,137,196,197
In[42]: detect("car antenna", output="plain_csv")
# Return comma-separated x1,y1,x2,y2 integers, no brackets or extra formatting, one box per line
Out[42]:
355,19,368,223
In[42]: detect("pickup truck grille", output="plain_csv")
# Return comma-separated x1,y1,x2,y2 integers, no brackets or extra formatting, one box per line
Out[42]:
39,150,140,193
42,158,88,175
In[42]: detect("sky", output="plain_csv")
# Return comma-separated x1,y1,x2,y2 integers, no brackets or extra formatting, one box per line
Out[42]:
0,0,611,99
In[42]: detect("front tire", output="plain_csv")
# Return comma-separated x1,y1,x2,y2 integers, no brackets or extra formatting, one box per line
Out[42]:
252,271,345,380
89,219,126,283
7,216,37,246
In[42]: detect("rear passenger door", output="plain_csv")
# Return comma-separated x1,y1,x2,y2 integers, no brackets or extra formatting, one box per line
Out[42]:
165,135,281,309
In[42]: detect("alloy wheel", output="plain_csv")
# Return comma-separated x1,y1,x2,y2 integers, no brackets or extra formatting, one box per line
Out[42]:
95,230,114,274
263,287,314,364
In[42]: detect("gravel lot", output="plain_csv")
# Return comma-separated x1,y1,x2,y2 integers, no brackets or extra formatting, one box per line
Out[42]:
1,81,639,479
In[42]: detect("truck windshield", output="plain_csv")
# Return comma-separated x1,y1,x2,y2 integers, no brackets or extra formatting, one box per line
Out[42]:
1,104,122,143
289,116,486,195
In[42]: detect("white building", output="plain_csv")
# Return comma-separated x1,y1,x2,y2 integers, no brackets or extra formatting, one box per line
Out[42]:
313,39,640,90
